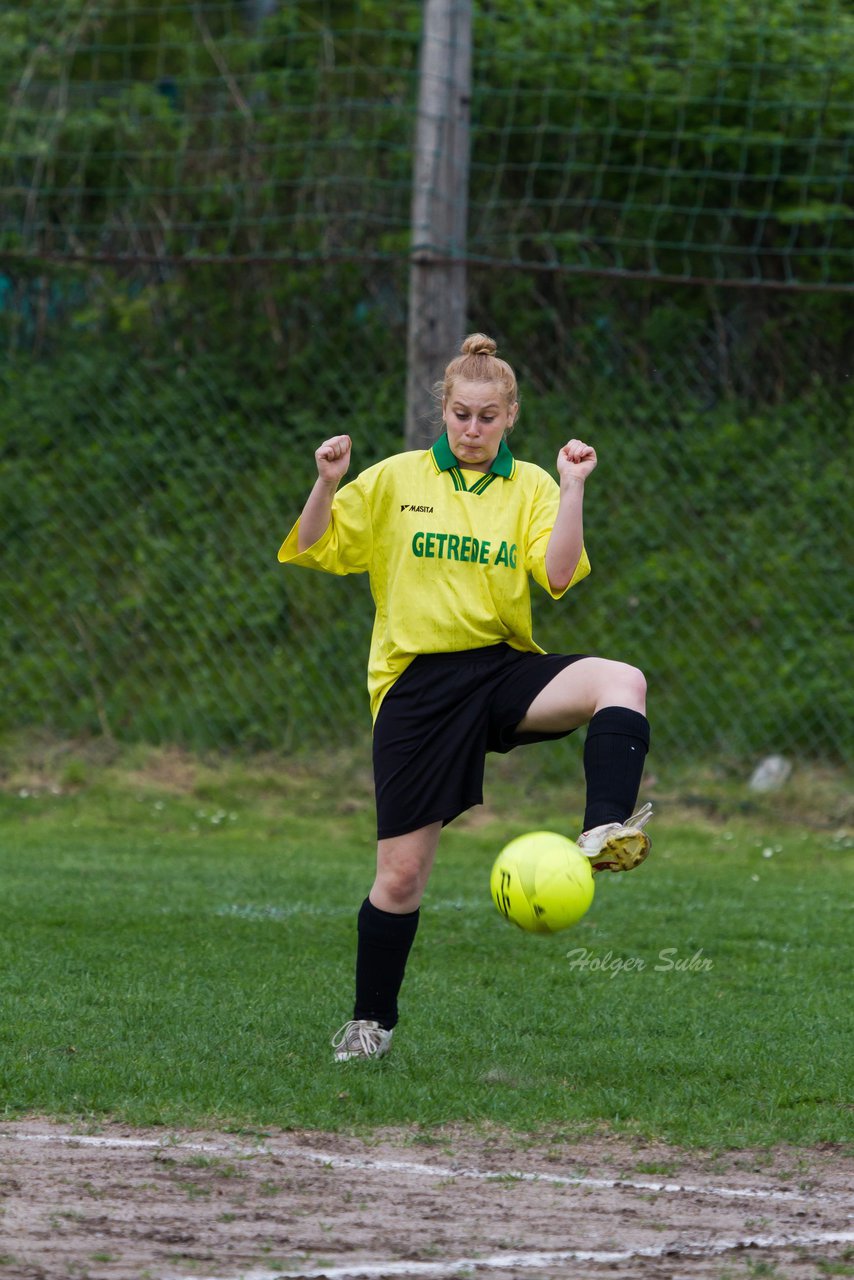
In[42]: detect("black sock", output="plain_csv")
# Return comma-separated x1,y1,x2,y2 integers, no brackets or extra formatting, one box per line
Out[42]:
583,706,650,830
353,897,420,1030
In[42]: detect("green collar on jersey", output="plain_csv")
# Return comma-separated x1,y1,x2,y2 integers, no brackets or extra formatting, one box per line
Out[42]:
430,432,517,480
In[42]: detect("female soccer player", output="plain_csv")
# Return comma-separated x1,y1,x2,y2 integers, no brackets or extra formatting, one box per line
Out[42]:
279,334,652,1061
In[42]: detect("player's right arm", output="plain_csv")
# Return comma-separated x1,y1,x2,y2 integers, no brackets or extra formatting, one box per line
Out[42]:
297,435,352,552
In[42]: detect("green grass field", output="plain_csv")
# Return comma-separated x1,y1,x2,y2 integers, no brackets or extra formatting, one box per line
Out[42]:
1,740,851,1150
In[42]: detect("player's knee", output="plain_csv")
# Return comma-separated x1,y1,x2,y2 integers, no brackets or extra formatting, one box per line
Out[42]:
377,860,424,909
603,660,646,710
625,663,647,703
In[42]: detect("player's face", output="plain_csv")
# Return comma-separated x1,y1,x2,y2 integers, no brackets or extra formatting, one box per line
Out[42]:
443,380,518,473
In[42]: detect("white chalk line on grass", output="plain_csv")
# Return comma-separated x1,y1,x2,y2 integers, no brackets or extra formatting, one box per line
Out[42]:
175,1230,854,1280
7,1131,851,1206
214,898,484,922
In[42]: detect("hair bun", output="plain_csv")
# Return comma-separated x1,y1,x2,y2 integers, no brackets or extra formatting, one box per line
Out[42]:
461,332,497,358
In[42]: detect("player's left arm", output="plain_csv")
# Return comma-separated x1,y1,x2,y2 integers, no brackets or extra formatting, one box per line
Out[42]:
544,439,597,594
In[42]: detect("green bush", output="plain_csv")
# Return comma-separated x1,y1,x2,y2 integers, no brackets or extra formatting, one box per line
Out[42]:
1,340,849,762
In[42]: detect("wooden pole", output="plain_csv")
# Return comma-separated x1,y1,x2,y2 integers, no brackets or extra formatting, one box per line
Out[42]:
405,0,472,449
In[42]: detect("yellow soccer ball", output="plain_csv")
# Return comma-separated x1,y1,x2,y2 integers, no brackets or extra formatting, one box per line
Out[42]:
490,831,595,934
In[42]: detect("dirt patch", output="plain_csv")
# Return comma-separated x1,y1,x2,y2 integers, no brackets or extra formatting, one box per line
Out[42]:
1,1120,852,1279
120,746,203,796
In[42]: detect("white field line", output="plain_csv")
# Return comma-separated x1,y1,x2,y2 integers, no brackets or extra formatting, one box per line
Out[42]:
214,897,484,922
271,1145,849,1205
177,1230,854,1280
7,1130,851,1206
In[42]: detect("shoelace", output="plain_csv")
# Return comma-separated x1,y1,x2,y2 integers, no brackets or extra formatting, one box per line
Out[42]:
627,801,653,830
331,1020,386,1056
581,801,654,843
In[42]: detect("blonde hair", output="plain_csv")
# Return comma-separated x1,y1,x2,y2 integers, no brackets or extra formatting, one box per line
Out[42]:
439,333,519,423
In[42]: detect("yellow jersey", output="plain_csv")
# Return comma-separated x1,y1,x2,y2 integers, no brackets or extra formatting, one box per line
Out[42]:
278,433,590,721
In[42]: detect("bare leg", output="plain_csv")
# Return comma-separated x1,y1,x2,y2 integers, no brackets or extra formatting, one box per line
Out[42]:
516,657,647,734
370,821,443,913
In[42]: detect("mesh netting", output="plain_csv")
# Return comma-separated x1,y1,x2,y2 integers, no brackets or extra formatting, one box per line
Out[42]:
2,1,851,287
1,2,851,763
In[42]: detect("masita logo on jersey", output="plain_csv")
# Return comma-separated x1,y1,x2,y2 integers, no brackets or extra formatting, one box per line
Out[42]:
411,529,518,568
400,503,434,513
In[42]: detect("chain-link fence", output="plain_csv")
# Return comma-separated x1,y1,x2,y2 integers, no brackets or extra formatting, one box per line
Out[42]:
2,278,849,762
1,2,851,764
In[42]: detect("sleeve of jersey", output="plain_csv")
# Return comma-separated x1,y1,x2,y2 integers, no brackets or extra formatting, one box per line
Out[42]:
524,474,591,600
277,479,372,575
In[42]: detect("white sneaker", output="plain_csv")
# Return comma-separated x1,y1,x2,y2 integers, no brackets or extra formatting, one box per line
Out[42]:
577,802,653,873
331,1019,393,1062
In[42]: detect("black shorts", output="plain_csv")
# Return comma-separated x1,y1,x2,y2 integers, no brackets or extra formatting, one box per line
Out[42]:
372,643,586,840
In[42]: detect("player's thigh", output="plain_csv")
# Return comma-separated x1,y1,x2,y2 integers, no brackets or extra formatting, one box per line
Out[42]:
372,821,443,911
515,657,646,734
